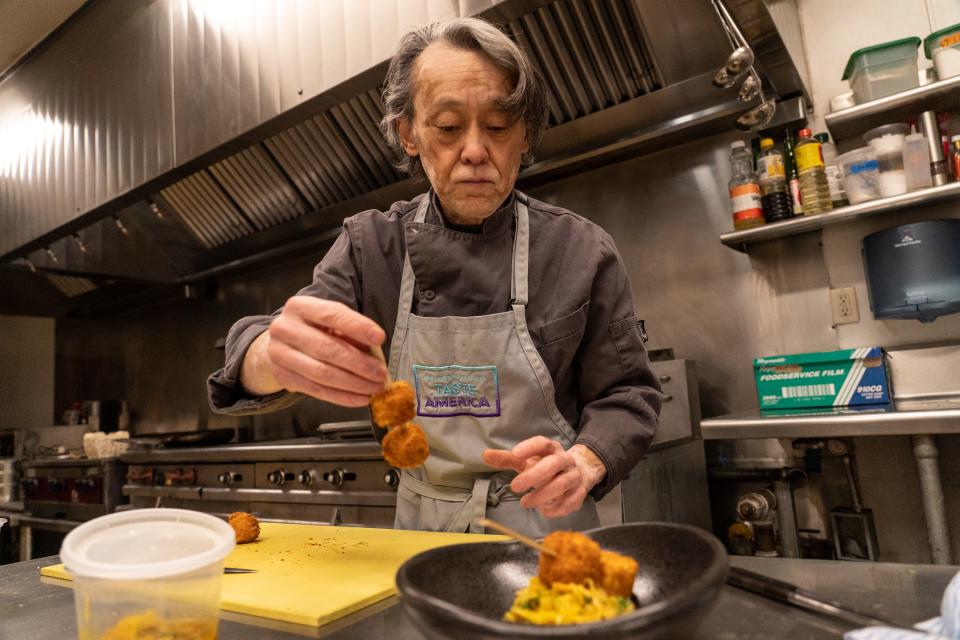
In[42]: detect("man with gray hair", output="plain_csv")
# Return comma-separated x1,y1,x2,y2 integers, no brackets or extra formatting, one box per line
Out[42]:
209,17,662,536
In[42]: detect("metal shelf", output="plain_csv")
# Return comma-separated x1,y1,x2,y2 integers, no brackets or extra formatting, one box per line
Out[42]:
825,74,960,141
720,181,960,251
700,402,960,440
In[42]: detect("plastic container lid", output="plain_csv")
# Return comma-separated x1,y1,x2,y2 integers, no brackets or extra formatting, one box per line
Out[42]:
797,128,812,139
61,509,235,580
730,140,746,150
759,138,774,149
814,133,831,144
951,134,960,143
924,23,960,59
843,37,922,79
863,123,910,142
837,146,876,165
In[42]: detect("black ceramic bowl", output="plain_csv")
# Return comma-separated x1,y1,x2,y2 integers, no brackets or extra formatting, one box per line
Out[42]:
396,523,728,640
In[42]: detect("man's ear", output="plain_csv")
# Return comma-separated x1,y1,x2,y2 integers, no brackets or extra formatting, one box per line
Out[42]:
398,116,419,157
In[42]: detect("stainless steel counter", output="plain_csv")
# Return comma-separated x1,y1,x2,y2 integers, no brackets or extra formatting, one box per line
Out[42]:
1,555,955,639
701,401,960,565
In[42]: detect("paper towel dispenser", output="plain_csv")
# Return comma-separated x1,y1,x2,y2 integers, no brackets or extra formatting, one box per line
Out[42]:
862,219,960,323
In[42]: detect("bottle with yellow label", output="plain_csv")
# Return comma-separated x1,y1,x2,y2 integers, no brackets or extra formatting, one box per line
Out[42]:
795,128,833,215
729,140,764,230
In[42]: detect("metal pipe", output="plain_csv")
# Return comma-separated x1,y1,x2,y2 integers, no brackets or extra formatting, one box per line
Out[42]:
911,435,954,564
774,479,800,558
842,456,863,512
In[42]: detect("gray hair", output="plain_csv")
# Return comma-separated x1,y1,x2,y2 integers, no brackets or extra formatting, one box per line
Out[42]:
379,17,547,177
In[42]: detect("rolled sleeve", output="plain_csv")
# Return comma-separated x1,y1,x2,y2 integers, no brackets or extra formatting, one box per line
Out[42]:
573,236,663,500
207,225,362,415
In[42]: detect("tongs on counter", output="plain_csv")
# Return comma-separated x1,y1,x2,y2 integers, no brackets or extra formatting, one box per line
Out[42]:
224,567,258,574
728,566,917,632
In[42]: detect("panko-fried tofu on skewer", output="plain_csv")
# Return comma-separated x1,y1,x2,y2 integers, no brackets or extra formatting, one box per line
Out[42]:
370,380,416,428
381,422,430,468
367,345,429,467
538,531,638,597
599,549,639,598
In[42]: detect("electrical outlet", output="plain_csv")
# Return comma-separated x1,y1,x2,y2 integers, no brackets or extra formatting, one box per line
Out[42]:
830,287,860,325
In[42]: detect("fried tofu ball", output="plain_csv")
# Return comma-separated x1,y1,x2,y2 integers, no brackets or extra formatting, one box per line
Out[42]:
538,531,603,587
228,512,260,544
381,422,429,468
600,550,638,597
370,381,416,428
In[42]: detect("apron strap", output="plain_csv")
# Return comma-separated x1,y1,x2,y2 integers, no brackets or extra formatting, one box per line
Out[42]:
399,471,519,533
511,193,529,306
390,194,432,377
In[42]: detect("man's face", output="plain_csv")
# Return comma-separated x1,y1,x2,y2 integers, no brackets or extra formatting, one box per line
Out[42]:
398,43,529,224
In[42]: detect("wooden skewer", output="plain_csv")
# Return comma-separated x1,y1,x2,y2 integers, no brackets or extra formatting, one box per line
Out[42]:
370,345,393,384
479,518,557,556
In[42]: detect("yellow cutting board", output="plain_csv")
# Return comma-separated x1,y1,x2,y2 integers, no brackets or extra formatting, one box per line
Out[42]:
41,523,505,628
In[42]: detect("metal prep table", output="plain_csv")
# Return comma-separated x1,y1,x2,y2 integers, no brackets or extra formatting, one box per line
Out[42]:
701,402,960,564
0,555,955,639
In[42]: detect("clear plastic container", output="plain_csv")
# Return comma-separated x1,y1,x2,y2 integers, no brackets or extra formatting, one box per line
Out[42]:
903,127,933,191
61,509,235,640
864,123,910,197
837,147,881,204
843,37,921,103
925,23,960,79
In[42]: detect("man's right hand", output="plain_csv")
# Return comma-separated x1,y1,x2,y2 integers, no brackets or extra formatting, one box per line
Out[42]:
239,297,388,407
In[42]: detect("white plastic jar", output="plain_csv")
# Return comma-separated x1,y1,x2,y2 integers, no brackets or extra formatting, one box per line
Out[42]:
863,124,909,197
61,509,235,640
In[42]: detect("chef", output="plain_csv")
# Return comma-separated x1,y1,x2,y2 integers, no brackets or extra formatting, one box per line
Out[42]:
209,17,663,536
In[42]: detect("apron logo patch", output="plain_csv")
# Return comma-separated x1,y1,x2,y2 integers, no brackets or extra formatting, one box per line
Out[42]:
412,364,501,418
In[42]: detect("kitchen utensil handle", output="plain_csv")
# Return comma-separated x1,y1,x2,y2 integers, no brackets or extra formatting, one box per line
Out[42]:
478,518,556,556
727,566,913,631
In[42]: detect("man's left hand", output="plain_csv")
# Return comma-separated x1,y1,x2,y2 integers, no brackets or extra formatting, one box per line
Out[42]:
482,436,606,518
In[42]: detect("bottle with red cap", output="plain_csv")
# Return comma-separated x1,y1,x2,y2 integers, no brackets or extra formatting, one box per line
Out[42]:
794,128,832,215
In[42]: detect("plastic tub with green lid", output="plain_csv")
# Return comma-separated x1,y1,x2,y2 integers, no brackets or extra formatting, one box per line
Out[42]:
925,23,960,79
843,37,921,104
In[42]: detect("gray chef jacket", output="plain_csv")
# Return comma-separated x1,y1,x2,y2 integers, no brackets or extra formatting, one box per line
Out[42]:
208,191,663,500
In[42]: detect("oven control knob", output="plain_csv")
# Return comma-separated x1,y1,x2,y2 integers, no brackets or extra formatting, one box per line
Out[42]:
297,471,315,486
49,478,65,491
76,478,96,491
267,469,294,486
322,468,345,488
22,478,39,493
383,469,400,488
217,472,241,485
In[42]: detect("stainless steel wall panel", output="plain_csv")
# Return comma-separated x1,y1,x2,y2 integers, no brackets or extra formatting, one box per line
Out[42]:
0,0,175,257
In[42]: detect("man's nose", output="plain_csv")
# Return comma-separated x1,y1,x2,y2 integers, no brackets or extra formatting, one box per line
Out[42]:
460,124,489,165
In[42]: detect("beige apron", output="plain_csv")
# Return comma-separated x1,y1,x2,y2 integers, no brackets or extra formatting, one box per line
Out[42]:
388,191,600,536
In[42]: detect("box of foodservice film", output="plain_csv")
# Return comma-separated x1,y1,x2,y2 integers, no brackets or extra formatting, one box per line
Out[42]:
753,347,891,410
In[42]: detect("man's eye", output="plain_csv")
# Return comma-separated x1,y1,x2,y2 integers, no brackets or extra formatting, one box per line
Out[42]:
437,125,459,133
487,126,508,132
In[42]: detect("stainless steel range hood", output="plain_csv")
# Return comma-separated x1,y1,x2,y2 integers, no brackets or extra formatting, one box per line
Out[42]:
0,0,809,314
